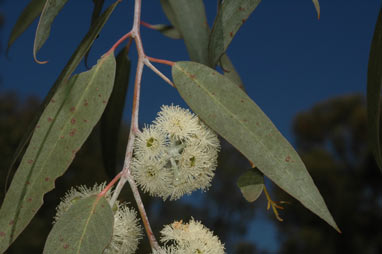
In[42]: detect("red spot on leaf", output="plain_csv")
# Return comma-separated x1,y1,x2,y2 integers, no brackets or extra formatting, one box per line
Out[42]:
83,119,88,123
84,100,89,106
96,88,99,91
230,32,233,37
27,197,32,202
190,74,196,79
9,220,14,225
285,156,291,162
60,136,65,139
63,244,69,249
70,107,75,112
98,94,102,97
71,118,76,124
69,129,77,137
27,159,34,164
36,125,40,128
242,18,246,24
0,232,5,237
240,99,244,103
26,181,30,185
102,100,107,104
48,117,53,122
45,177,50,182
256,122,260,126
239,6,245,11
51,99,56,103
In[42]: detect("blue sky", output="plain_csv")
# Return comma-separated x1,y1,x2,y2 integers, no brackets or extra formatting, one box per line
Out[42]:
0,0,380,252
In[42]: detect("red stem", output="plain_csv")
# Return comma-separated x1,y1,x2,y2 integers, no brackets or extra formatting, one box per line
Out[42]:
147,56,174,66
107,31,132,54
98,172,122,197
140,20,154,29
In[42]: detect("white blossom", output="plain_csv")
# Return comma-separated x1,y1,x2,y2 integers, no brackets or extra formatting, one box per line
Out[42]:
104,203,142,254
132,105,220,200
157,219,225,254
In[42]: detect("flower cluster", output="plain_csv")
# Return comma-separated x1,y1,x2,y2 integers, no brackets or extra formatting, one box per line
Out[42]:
131,105,220,200
55,183,142,254
154,219,225,254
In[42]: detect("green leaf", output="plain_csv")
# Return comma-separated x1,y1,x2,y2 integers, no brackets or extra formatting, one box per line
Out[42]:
0,53,116,253
312,0,320,19
4,0,119,201
7,0,45,53
367,9,382,173
237,168,264,202
33,0,70,63
84,0,106,68
208,0,262,67
43,196,114,254
220,53,245,91
149,24,182,39
101,47,131,178
172,61,340,232
160,0,210,65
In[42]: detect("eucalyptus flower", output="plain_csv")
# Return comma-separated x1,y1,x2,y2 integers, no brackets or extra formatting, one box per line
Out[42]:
132,105,220,200
157,218,225,254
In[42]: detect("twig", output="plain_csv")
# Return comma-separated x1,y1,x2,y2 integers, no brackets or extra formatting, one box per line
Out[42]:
144,57,174,87
108,0,160,251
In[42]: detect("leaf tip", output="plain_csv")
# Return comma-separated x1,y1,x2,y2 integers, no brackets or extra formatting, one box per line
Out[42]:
312,0,320,20
33,55,48,64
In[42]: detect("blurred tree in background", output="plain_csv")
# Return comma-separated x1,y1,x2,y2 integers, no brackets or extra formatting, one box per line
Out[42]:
0,92,258,253
275,94,382,254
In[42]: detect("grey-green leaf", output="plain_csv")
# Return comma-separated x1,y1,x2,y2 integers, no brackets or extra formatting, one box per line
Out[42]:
84,0,106,68
101,47,131,178
0,53,116,253
149,24,182,39
160,0,210,65
237,168,264,202
33,0,70,63
7,0,45,52
43,196,114,254
172,61,340,232
209,0,261,67
367,9,382,173
4,0,119,200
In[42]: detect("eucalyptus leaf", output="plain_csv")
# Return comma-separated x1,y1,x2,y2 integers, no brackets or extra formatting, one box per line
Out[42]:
101,47,131,178
43,196,114,254
209,0,261,67
160,0,210,65
33,0,70,63
237,168,264,202
85,0,106,68
0,53,116,253
149,24,182,39
367,9,382,173
172,61,340,232
7,0,45,53
4,1,119,203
